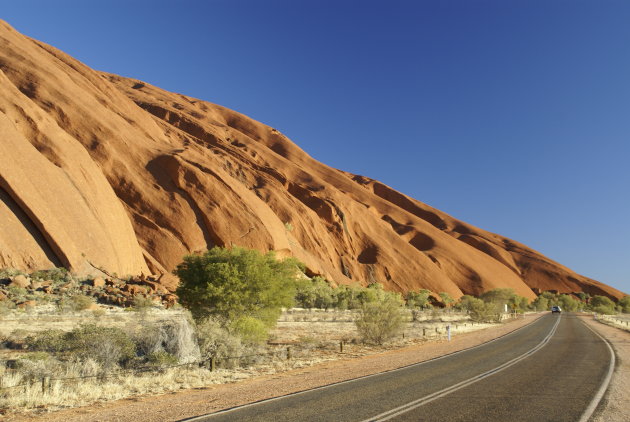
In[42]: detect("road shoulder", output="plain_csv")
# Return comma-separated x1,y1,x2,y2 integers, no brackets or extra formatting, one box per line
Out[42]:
581,315,630,422
8,314,544,422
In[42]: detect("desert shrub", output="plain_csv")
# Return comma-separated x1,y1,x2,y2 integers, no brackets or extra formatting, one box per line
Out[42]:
26,330,66,353
406,289,432,309
590,295,617,314
509,295,530,312
175,247,302,340
0,299,16,315
456,295,481,312
195,318,256,368
333,284,362,310
592,304,616,315
438,292,455,307
15,354,60,380
0,268,26,279
539,291,560,307
590,295,616,308
26,326,135,371
147,350,179,366
6,286,28,301
577,292,591,303
58,294,96,312
41,325,136,368
132,295,155,312
92,308,106,318
30,267,71,284
355,290,404,345
472,301,502,322
456,295,500,322
294,276,335,309
480,288,516,304
66,325,135,368
531,295,550,311
590,295,616,313
230,315,269,344
479,288,530,313
558,294,580,312
619,296,630,313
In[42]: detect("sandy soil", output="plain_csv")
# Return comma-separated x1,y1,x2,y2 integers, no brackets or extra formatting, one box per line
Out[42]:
581,315,630,422
7,313,544,422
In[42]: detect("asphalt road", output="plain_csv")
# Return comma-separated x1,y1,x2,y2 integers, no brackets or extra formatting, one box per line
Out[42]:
187,314,613,422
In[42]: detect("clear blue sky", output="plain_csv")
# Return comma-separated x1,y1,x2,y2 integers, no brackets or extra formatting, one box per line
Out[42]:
3,1,629,294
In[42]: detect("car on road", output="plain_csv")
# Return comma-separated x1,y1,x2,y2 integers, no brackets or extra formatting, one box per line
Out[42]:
551,306,562,313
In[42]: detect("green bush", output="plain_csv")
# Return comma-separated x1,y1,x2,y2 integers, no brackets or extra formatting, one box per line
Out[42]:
438,292,455,307
147,351,179,366
66,325,136,368
26,330,66,353
479,288,529,313
355,290,404,345
592,304,616,315
230,316,269,344
457,296,501,322
0,268,26,279
456,295,482,312
406,289,432,309
195,317,260,368
0,299,16,315
558,294,580,312
531,295,549,311
7,286,28,301
619,296,630,313
174,247,301,325
28,324,136,369
332,284,363,310
30,267,71,284
58,294,95,312
132,295,155,312
590,295,617,315
295,276,335,309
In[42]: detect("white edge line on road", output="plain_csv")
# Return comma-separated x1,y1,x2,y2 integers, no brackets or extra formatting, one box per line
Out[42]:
577,319,616,422
181,314,548,421
362,314,562,422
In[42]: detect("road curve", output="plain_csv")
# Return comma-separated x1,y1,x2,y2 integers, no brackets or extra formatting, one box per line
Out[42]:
185,314,613,422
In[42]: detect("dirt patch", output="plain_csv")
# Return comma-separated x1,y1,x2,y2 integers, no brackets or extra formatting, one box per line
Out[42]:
7,313,544,422
581,315,630,422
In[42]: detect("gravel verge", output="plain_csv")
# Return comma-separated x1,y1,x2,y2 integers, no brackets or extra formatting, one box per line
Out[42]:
7,313,544,422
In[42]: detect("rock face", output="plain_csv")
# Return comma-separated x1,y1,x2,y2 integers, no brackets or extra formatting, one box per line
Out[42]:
0,20,625,299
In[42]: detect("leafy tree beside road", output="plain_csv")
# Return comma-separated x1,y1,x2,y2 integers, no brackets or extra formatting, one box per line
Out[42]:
174,247,303,340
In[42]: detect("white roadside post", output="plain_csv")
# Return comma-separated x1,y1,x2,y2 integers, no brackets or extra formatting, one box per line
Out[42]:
447,324,451,341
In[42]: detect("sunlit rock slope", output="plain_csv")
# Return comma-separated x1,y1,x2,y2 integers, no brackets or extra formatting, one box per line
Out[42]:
0,20,624,298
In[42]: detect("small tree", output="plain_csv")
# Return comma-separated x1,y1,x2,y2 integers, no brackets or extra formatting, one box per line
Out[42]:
438,292,455,308
619,296,630,313
406,289,432,309
558,294,580,312
355,285,404,344
531,295,549,311
590,295,616,314
174,247,302,328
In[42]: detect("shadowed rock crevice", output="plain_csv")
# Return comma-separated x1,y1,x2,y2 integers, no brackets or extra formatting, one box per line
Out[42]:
146,156,223,250
358,244,379,264
409,232,435,252
372,182,448,230
0,185,64,268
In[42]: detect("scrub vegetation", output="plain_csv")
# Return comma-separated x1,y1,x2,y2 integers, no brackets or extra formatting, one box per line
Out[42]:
1,246,628,414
